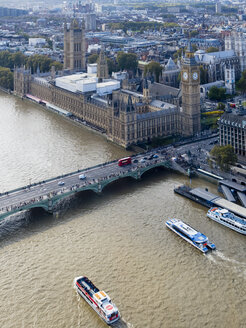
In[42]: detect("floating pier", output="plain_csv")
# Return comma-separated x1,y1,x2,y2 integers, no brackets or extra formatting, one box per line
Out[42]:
174,185,246,219
218,180,246,207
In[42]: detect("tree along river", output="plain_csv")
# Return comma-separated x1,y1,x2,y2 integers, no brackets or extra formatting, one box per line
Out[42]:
0,92,245,328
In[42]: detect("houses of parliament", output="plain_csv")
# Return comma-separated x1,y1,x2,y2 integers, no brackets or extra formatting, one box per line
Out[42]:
14,19,201,148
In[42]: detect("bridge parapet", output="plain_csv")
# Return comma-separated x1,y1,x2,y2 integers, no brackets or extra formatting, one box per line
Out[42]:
0,158,174,222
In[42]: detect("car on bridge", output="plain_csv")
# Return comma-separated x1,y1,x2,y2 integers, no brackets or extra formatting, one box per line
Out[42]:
79,174,86,180
58,181,65,186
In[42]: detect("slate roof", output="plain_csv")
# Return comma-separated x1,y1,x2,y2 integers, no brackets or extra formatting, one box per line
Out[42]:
149,82,181,98
165,57,177,71
194,50,236,64
219,112,246,129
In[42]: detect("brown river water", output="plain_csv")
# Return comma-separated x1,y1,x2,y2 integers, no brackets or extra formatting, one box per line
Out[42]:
0,92,245,328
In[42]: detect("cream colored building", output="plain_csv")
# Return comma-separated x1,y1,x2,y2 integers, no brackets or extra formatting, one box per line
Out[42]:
14,47,201,148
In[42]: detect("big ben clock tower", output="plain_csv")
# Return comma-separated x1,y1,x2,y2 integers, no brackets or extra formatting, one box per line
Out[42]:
181,43,201,136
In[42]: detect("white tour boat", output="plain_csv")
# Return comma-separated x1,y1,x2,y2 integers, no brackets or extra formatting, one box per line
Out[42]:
75,276,120,325
207,207,246,235
166,218,216,253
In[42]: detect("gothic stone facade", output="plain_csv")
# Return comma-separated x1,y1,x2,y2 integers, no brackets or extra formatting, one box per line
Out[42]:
181,46,201,136
64,19,86,71
14,49,200,148
225,30,246,73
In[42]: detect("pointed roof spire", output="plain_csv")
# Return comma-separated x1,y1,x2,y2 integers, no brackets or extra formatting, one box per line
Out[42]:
165,57,177,71
143,78,148,89
82,18,85,30
186,40,192,54
183,40,196,65
127,95,133,112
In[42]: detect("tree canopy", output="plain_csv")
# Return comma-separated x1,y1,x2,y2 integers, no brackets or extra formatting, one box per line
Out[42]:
206,47,219,53
236,70,246,94
0,67,13,90
0,50,62,73
144,61,162,83
109,21,164,32
217,102,225,110
107,58,118,75
0,51,26,69
25,55,56,73
210,145,237,170
88,53,99,64
189,30,199,37
200,66,208,84
116,52,138,73
208,86,226,101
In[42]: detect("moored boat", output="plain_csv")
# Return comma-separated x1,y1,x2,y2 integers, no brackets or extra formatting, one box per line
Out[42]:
166,219,216,253
207,207,246,235
74,276,120,325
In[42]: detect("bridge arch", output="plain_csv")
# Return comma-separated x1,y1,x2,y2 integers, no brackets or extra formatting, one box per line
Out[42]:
99,174,139,192
138,163,169,178
0,160,173,222
0,202,50,221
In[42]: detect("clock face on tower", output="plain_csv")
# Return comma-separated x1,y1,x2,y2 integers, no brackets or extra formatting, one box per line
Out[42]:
192,72,198,80
183,72,188,81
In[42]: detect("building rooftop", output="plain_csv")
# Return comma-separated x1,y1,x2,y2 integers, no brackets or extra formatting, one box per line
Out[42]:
219,180,246,193
195,50,236,64
165,57,177,71
190,187,220,202
219,112,246,129
121,89,143,98
150,99,177,110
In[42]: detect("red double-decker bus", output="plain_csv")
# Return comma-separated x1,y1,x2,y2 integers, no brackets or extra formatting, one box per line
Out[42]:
118,157,132,166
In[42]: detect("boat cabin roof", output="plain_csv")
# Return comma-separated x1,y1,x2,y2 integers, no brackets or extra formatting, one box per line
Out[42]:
175,221,197,236
79,277,99,293
172,220,208,243
93,291,110,303
220,209,229,214
93,291,117,314
212,208,246,226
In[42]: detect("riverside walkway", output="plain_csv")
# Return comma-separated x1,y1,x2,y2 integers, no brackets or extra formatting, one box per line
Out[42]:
0,149,179,221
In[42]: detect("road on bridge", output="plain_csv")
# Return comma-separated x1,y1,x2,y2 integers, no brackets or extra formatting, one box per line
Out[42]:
0,135,218,218
0,148,173,216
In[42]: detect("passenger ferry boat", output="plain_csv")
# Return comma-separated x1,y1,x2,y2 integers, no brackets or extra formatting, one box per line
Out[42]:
207,207,246,235
166,219,216,253
75,276,120,325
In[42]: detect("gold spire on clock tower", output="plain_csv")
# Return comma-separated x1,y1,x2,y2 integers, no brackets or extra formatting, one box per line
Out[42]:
181,42,201,136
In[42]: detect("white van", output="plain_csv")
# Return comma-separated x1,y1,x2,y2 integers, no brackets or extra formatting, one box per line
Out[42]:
79,174,86,180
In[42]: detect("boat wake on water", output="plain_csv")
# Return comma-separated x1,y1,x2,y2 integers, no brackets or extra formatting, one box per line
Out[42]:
215,251,246,267
206,251,246,278
205,252,217,264
110,318,134,328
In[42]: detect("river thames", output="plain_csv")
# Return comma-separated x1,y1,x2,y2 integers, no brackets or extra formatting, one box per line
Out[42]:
0,91,245,328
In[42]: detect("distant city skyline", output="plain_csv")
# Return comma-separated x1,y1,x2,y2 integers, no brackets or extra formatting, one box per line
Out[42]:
0,0,227,9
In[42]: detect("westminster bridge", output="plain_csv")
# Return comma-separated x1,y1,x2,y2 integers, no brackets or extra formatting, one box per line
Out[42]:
0,135,218,222
0,147,187,221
